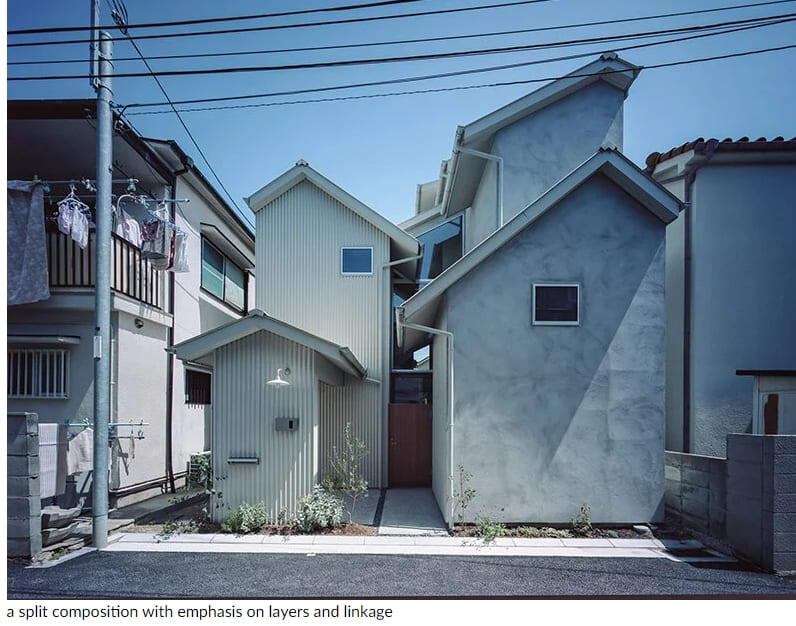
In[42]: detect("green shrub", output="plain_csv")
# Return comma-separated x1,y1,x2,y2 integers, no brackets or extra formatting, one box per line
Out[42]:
220,501,268,534
294,486,344,533
321,422,369,522
571,503,592,536
475,516,505,542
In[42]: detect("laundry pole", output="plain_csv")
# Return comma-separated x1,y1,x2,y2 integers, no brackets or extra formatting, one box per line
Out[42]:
91,28,113,550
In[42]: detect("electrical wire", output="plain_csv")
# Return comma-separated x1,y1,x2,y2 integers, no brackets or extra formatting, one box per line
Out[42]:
7,0,558,48
120,43,796,116
118,20,254,227
9,13,795,81
9,2,795,67
119,19,796,114
7,0,425,35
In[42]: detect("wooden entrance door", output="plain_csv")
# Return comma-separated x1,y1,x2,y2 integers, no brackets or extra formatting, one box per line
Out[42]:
388,404,432,487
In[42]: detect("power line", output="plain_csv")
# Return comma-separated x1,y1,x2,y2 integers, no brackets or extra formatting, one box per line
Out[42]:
9,13,795,81
116,15,253,227
120,43,796,116
7,0,424,35
119,19,796,113
10,1,796,67
7,1,558,48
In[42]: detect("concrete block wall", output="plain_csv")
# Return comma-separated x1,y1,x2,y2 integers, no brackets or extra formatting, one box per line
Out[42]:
726,434,796,574
7,412,42,558
664,451,727,537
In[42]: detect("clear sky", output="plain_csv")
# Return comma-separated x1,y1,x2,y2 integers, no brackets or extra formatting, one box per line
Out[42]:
7,0,796,229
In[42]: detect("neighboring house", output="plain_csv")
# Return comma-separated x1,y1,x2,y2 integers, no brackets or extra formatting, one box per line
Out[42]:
175,53,681,527
7,99,255,507
646,137,796,456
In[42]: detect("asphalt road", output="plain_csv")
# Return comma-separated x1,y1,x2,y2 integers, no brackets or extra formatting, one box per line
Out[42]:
7,552,796,598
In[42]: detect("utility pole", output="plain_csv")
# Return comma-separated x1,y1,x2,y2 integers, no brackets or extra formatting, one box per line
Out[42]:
90,0,113,550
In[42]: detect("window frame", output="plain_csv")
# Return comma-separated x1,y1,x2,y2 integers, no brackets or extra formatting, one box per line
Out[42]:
184,367,212,406
201,237,247,313
532,283,581,326
341,246,374,276
7,347,70,399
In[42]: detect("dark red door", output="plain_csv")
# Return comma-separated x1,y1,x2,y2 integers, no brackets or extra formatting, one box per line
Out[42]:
388,404,432,487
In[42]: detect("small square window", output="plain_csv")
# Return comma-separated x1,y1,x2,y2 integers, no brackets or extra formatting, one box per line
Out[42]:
533,284,580,326
8,348,70,398
341,247,373,275
185,369,211,405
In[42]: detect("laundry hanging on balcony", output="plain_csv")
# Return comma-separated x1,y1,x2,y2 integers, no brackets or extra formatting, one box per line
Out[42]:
141,204,189,273
53,186,92,250
7,180,50,305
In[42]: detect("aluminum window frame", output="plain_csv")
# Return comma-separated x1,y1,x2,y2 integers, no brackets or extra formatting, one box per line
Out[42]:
201,236,247,313
340,246,374,276
532,282,581,326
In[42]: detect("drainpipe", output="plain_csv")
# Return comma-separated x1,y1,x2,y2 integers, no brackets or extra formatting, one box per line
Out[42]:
163,162,190,494
678,139,718,453
455,147,504,229
396,311,455,528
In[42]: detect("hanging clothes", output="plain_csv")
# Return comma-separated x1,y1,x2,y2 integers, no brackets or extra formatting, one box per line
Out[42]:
66,428,94,475
70,201,89,249
172,231,190,273
7,180,50,305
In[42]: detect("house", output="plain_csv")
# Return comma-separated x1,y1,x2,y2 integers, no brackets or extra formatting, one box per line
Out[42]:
175,53,680,527
174,163,419,519
7,99,255,508
646,137,796,456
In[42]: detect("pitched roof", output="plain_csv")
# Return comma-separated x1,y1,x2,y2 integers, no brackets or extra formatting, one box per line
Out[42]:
245,160,419,261
174,309,366,379
442,53,640,217
646,136,796,171
397,148,680,349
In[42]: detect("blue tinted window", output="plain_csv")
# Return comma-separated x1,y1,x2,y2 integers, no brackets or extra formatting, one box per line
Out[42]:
341,247,373,274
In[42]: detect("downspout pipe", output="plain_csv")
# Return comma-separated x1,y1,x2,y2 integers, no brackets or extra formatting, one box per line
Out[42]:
163,159,191,494
397,313,455,528
680,139,718,453
455,147,504,228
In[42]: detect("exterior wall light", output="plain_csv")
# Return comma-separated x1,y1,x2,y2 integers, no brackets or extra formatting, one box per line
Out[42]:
267,367,291,387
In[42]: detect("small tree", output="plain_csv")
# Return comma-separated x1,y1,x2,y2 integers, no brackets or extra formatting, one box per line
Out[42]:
322,422,369,523
452,465,476,523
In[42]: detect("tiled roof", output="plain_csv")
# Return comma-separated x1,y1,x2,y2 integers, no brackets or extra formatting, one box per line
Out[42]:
645,136,796,170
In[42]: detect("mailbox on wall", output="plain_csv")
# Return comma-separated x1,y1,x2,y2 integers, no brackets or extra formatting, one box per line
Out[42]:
275,417,299,432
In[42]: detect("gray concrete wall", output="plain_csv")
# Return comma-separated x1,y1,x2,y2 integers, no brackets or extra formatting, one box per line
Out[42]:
8,412,42,558
726,434,796,574
689,164,796,456
447,174,666,523
664,451,726,538
465,81,625,251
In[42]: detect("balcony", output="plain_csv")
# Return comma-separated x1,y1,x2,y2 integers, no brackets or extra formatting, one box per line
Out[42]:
46,231,165,310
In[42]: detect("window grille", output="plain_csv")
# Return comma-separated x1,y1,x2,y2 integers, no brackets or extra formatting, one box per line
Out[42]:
7,348,70,399
185,369,212,405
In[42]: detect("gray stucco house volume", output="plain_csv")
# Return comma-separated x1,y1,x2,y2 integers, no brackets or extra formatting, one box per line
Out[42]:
398,149,679,524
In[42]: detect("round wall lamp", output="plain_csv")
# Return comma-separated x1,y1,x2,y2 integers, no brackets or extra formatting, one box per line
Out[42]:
267,367,291,387
134,318,144,329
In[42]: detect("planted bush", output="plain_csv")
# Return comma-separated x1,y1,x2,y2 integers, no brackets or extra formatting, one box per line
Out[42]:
294,486,344,533
220,501,268,534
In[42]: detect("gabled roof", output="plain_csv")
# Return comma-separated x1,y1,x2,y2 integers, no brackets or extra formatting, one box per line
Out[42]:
174,309,366,379
442,53,640,217
397,148,680,349
245,160,419,262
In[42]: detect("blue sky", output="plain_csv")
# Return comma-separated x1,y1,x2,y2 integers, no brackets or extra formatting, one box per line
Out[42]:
7,0,796,228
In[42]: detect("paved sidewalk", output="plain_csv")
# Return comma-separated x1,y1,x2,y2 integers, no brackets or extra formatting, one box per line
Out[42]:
103,532,734,562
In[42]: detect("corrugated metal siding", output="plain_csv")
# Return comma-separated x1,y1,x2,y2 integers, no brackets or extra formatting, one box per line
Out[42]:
212,331,317,522
255,180,387,374
318,380,382,486
256,179,389,486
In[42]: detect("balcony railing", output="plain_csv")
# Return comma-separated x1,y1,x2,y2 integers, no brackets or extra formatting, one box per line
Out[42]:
46,231,164,310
